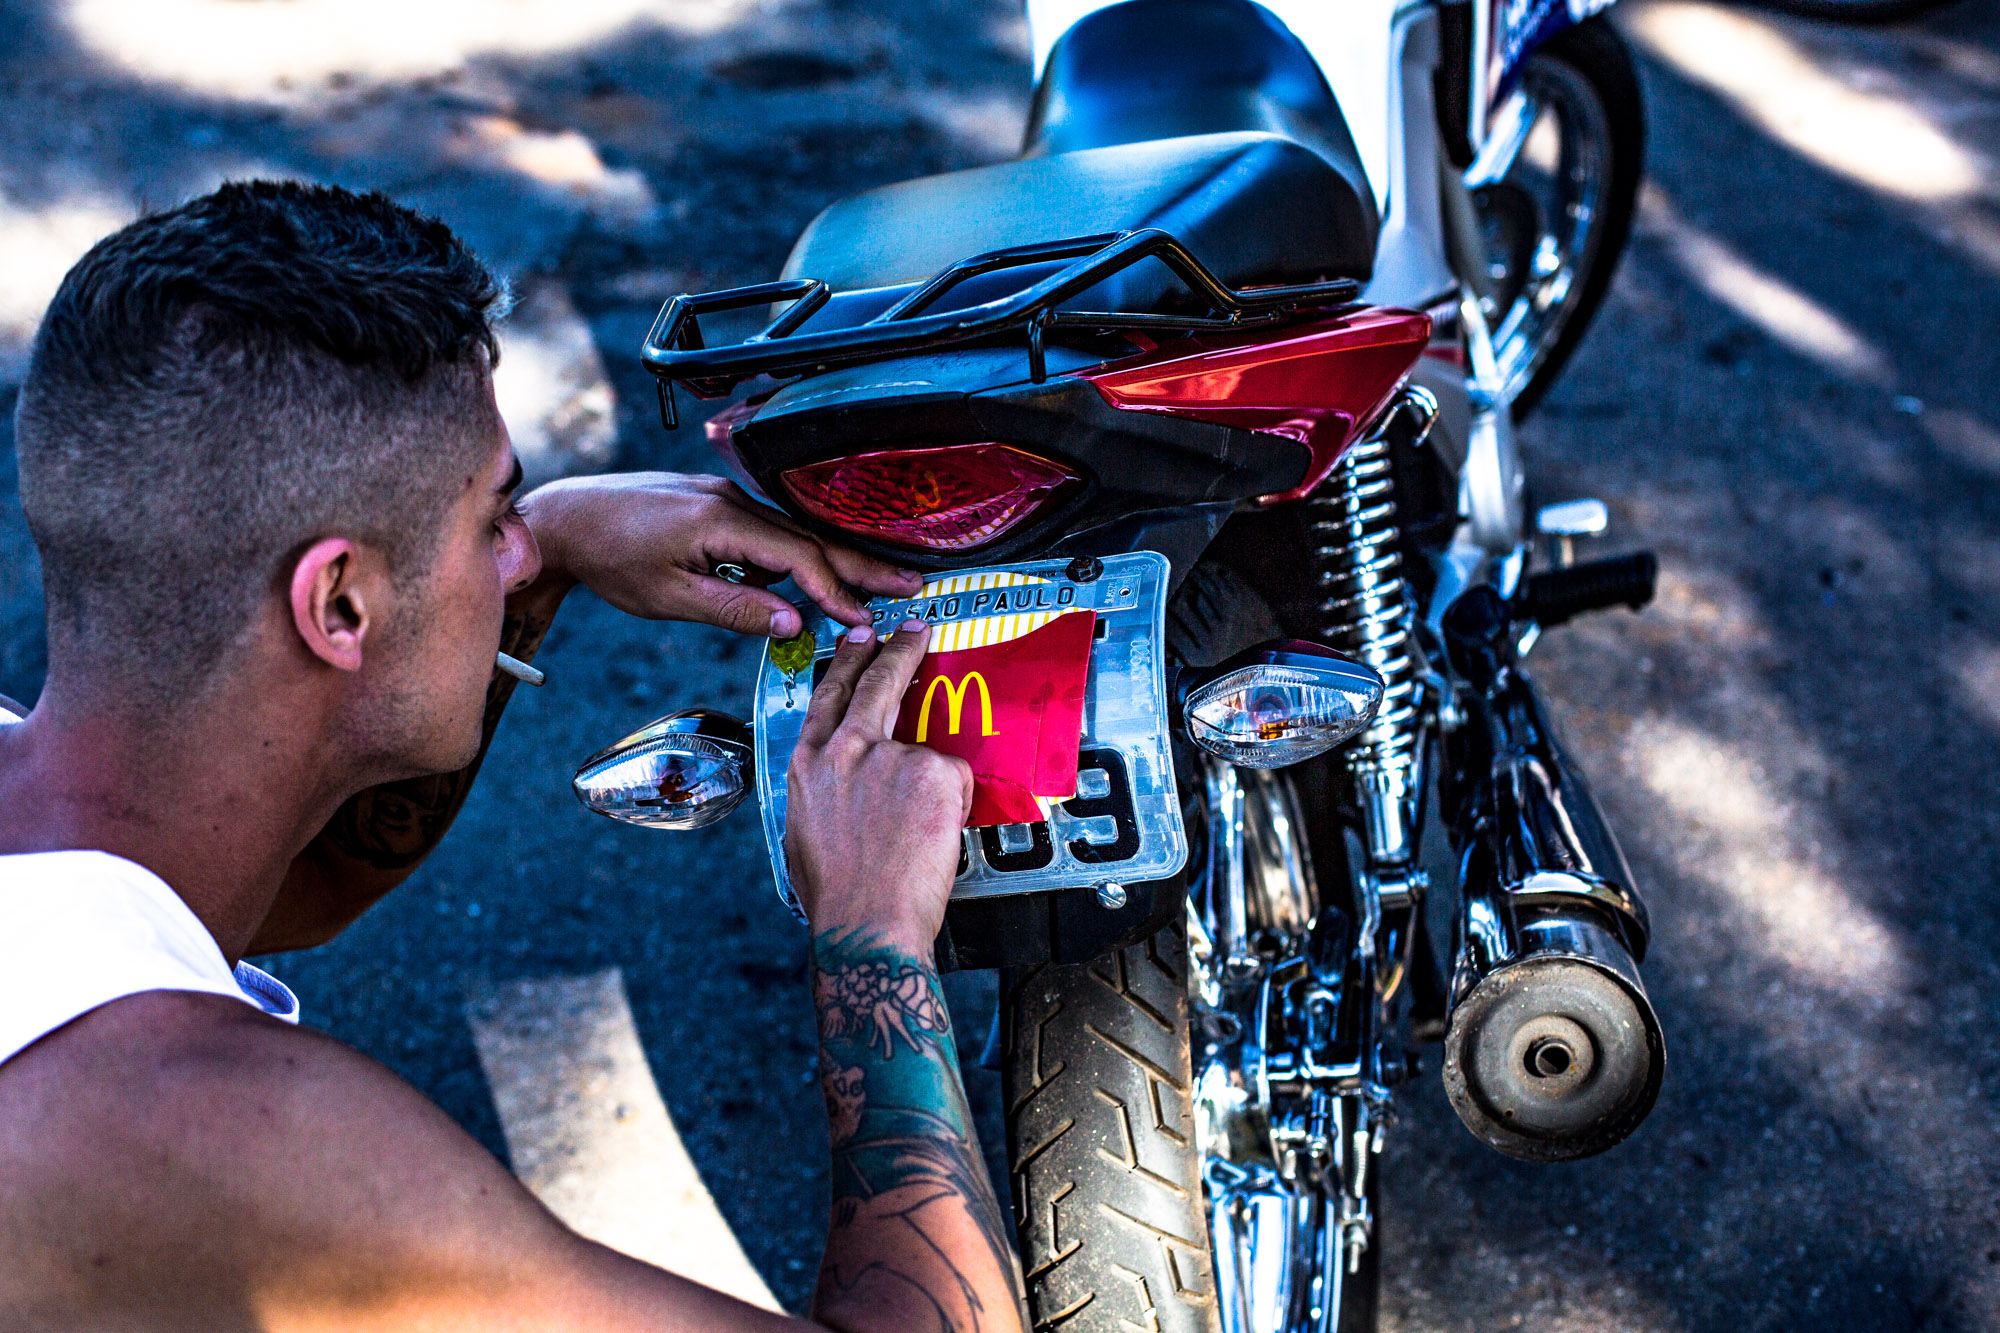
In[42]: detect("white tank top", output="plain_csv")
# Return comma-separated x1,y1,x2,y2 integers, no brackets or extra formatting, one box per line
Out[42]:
0,709,299,1068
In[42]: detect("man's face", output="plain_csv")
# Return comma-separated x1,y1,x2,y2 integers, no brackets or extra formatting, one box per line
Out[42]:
361,380,540,777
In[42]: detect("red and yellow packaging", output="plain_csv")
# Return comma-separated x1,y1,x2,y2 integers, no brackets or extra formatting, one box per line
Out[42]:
890,573,1097,827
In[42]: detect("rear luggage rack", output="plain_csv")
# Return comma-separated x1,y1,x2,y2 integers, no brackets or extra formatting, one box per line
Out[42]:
640,228,1360,428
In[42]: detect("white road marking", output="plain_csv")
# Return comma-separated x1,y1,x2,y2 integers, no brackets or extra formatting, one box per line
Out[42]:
465,967,782,1312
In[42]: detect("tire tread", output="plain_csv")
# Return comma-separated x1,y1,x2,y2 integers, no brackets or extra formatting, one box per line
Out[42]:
1004,922,1217,1333
1000,563,1282,1333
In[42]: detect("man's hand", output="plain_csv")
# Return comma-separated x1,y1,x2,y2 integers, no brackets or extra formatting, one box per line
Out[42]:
522,472,922,637
780,621,1024,1333
784,621,972,952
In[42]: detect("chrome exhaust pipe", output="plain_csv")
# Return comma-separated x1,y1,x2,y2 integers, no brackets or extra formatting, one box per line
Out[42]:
1438,589,1665,1163
1443,871,1663,1163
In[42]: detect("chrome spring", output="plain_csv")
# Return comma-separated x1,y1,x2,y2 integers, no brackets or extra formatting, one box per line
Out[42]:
1307,414,1419,774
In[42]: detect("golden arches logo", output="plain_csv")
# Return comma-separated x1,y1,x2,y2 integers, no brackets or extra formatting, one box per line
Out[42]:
916,672,996,742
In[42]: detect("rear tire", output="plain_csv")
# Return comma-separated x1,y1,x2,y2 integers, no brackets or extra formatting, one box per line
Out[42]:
1001,563,1385,1332
1001,564,1269,1333
1002,926,1217,1333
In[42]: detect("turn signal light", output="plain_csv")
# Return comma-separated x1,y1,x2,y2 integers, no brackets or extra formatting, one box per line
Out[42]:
1179,641,1385,769
779,442,1080,552
573,708,753,829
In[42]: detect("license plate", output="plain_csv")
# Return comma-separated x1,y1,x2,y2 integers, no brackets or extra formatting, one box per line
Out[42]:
753,551,1186,908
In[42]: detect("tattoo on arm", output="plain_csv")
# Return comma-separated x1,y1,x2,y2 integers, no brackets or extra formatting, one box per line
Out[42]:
318,605,556,872
811,929,1022,1333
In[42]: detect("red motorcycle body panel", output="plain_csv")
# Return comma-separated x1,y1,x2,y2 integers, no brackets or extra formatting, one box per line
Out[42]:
1074,306,1431,503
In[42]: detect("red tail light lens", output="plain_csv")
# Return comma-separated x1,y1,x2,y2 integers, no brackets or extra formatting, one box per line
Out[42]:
780,443,1080,552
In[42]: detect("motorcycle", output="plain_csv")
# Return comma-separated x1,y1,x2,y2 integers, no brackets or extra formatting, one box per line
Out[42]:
574,0,1663,1327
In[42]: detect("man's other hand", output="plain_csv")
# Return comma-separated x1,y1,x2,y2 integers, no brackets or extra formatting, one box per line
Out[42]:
784,622,972,954
520,472,922,637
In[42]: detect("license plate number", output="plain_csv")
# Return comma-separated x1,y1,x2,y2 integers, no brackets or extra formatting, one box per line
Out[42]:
753,551,1186,906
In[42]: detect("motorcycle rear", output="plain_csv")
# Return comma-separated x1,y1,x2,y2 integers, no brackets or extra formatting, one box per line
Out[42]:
570,1,1665,1328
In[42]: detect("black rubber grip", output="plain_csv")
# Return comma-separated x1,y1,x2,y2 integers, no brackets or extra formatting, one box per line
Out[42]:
1521,551,1658,628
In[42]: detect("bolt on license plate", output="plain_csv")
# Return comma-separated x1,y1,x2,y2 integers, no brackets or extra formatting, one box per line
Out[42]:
754,551,1186,910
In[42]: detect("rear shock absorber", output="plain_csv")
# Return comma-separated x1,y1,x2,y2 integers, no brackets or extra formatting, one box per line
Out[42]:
1306,386,1438,900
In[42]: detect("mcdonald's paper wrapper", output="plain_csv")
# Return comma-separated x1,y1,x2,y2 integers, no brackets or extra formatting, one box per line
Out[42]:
890,575,1097,828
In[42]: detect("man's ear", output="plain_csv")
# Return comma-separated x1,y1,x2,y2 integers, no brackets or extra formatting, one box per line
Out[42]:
289,537,374,672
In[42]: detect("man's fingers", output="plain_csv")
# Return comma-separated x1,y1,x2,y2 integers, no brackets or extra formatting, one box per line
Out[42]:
940,751,975,825
711,519,875,629
773,542,874,628
679,575,805,638
845,619,932,739
823,544,925,599
712,483,919,612
796,628,878,751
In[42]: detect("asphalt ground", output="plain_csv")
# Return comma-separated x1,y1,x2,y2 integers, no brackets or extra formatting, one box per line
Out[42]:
2,0,1999,1327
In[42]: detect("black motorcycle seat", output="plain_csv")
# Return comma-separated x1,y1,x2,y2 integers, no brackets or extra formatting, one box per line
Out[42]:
781,130,1376,315
1025,0,1378,260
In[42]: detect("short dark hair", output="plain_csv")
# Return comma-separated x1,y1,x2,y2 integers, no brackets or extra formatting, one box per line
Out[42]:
15,180,506,701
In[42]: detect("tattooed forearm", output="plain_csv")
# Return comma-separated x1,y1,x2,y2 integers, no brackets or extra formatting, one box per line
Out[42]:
810,928,1023,1333
248,592,562,953
816,953,952,1063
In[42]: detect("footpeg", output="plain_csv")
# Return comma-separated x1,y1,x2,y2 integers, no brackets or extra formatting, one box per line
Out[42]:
1534,498,1608,567
1519,551,1657,628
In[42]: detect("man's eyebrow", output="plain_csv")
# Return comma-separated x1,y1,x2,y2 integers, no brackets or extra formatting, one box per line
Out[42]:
497,456,524,497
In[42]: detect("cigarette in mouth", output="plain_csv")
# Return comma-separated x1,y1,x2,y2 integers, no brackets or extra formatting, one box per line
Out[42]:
495,651,545,687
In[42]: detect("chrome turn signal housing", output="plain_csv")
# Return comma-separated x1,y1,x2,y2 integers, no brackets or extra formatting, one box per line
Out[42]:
1178,641,1385,769
572,708,754,830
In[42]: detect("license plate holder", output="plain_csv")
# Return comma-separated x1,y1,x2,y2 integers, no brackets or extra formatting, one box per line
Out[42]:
753,551,1186,911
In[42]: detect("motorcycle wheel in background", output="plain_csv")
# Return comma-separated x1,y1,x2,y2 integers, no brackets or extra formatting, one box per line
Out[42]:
1468,18,1643,420
1000,563,1379,1332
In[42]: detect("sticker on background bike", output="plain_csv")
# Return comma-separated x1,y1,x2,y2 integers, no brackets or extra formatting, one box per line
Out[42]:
1490,0,1611,96
752,551,1187,912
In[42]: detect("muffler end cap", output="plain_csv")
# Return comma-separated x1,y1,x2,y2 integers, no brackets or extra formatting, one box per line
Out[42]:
1442,954,1664,1163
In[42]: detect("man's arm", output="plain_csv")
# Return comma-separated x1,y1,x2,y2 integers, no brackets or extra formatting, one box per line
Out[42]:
3,622,1021,1333
249,473,922,954
811,927,1020,1330
0,989,807,1332
785,622,1025,1332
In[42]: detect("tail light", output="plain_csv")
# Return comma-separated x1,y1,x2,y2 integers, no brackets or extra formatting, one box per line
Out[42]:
1078,307,1431,504
779,442,1080,553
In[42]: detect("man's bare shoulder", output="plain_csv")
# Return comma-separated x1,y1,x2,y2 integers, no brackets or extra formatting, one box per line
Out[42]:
0,990,796,1331
0,992,533,1317
0,988,497,1188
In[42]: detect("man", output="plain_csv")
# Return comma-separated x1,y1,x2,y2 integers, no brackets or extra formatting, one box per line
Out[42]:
0,181,1023,1332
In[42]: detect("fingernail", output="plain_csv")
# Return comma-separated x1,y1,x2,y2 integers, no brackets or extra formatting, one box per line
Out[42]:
901,618,926,632
770,610,796,637
899,567,923,581
848,625,874,644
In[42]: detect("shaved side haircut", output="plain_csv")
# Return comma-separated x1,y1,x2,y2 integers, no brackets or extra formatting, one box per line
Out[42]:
14,180,505,703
